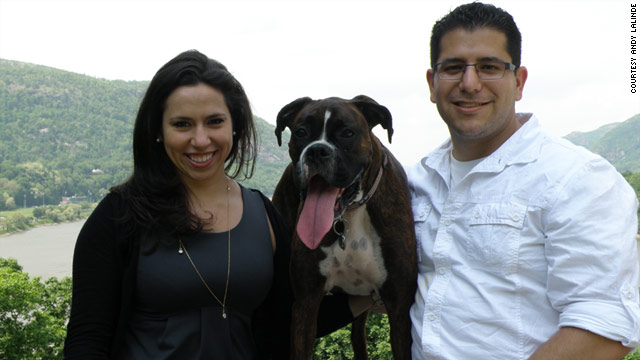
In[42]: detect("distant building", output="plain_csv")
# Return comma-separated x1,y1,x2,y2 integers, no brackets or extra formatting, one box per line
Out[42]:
59,195,89,206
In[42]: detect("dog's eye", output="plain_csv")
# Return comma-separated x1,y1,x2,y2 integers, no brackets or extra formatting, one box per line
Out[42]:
294,128,308,138
341,129,355,138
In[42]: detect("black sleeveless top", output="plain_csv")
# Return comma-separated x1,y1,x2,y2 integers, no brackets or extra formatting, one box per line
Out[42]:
118,186,274,359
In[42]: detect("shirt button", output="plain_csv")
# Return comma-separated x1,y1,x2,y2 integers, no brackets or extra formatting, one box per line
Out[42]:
511,213,520,222
474,212,480,219
443,219,451,226
438,267,447,275
427,313,437,321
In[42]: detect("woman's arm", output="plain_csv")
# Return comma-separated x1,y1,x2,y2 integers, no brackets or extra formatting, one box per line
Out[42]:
63,194,124,359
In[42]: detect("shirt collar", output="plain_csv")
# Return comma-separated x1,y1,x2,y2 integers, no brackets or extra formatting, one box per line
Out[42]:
422,113,543,179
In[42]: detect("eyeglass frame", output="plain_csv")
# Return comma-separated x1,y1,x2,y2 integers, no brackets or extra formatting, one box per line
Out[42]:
433,60,518,81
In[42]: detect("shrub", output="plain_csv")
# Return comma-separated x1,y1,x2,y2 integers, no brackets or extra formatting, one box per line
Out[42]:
6,213,29,231
624,348,640,359
313,312,392,359
0,258,71,360
33,207,46,219
45,207,62,223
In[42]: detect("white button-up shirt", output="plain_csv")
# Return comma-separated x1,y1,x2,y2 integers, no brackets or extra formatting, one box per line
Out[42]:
407,114,640,359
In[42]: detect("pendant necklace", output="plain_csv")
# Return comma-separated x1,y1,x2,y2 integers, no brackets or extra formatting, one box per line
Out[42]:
178,181,231,319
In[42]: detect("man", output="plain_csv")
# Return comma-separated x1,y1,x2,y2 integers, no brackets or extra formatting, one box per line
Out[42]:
407,2,640,359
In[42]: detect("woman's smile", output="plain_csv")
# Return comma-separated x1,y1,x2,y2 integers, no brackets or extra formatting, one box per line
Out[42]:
161,84,234,187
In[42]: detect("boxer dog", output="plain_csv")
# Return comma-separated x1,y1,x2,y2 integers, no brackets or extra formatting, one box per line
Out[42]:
272,95,417,360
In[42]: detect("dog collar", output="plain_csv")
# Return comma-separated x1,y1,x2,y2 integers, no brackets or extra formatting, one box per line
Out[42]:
346,149,388,211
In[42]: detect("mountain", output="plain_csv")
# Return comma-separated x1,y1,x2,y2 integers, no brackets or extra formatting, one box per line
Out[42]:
564,113,640,173
1,58,638,210
0,59,289,210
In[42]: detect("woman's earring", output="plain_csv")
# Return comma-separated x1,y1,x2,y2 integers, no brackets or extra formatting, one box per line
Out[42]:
233,131,237,136
156,138,162,143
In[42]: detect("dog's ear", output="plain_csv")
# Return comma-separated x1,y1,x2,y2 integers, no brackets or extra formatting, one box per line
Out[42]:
275,97,314,146
350,95,394,143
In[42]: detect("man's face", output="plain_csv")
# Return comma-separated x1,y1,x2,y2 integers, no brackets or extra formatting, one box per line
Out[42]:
427,27,527,159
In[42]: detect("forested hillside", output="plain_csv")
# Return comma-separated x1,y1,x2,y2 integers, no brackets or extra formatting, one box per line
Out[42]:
0,59,289,210
565,113,640,172
1,58,638,212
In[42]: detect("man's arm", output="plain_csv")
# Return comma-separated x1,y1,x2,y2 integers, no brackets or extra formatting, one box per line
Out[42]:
528,327,631,360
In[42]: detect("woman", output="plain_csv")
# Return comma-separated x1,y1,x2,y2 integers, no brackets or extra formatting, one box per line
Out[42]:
63,50,371,359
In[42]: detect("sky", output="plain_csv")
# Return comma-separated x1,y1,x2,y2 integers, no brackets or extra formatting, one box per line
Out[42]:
1,0,638,166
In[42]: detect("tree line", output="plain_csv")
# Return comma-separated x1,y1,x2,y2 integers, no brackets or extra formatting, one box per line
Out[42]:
2,256,639,359
622,171,640,233
0,59,289,210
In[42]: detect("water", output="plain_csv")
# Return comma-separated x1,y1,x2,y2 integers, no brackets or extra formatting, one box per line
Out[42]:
1,220,639,285
0,220,85,279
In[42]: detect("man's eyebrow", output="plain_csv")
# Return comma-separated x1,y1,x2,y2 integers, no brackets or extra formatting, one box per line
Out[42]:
477,56,506,62
439,57,466,64
439,56,507,64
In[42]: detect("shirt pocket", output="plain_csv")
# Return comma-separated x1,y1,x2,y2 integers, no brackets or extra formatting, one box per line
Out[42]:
412,200,433,264
466,201,527,275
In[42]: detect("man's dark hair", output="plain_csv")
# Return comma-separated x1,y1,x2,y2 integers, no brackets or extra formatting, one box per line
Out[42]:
430,2,522,68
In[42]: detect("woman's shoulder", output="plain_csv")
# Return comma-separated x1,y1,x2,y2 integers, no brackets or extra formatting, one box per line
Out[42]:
81,190,135,237
245,188,280,217
242,186,291,242
93,191,127,215
242,185,266,198
240,186,270,207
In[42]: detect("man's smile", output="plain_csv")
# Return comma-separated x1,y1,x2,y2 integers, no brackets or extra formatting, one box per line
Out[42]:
452,99,492,113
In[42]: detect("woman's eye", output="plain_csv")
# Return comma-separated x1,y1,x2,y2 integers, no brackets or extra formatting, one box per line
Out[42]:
208,117,224,125
172,121,190,128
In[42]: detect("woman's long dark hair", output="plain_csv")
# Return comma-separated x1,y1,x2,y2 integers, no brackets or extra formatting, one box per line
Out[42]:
113,50,257,238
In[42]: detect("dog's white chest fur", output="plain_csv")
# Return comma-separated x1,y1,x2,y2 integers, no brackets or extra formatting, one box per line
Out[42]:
318,204,388,296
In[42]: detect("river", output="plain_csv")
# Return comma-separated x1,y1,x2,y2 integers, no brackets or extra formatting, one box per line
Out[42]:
1,220,639,283
0,220,85,279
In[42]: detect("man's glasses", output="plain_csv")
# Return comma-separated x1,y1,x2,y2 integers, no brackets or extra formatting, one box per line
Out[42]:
434,61,517,80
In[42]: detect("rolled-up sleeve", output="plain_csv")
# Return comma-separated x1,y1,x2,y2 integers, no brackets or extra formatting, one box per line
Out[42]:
544,158,640,347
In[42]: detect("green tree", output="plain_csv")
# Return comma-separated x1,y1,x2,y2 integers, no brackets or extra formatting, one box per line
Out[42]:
6,213,29,231
33,206,46,219
0,258,71,360
622,171,640,233
625,349,640,359
313,313,393,360
45,207,62,223
0,192,16,210
62,205,80,221
313,326,354,360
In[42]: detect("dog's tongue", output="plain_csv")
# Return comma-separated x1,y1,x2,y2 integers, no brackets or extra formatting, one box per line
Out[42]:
297,177,340,250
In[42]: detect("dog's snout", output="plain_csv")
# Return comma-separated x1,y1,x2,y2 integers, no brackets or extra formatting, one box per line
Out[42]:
305,143,333,164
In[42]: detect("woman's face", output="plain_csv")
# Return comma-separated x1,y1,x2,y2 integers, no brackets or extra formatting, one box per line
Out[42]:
161,83,233,188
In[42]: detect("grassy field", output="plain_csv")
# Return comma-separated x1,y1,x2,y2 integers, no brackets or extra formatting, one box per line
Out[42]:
0,207,33,218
